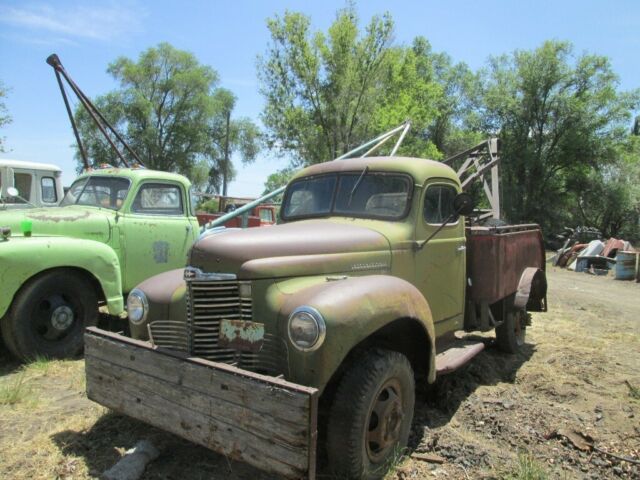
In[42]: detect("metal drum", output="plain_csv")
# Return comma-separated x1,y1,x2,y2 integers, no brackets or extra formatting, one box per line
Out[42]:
615,251,637,280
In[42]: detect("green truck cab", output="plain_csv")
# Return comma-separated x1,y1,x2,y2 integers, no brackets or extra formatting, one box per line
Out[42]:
85,156,547,479
0,166,199,360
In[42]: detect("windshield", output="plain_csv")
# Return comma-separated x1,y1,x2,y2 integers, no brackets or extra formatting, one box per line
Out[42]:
60,176,131,210
282,172,412,220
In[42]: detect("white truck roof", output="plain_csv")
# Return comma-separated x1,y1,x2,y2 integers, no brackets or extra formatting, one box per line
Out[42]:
0,159,62,172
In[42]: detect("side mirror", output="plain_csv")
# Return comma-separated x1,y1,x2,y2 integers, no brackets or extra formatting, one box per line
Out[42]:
6,187,19,198
453,192,475,216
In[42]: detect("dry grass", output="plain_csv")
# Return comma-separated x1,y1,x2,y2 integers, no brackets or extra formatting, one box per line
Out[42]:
0,372,33,406
504,453,549,480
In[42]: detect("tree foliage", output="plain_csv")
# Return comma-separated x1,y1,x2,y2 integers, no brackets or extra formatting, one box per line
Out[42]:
74,43,259,192
573,135,640,238
0,81,11,152
482,40,640,234
206,88,261,195
258,7,398,165
262,167,295,196
257,7,482,179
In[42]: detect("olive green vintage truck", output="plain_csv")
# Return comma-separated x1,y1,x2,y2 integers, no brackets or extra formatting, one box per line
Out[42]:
84,155,547,479
0,167,199,360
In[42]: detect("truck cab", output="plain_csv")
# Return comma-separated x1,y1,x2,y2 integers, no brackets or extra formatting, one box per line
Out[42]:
0,159,64,209
85,156,547,479
0,166,199,361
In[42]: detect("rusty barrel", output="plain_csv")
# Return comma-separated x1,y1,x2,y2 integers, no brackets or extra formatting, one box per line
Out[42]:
615,251,637,280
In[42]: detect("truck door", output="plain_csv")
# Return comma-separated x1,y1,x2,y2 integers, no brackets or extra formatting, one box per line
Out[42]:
121,181,198,292
414,179,466,332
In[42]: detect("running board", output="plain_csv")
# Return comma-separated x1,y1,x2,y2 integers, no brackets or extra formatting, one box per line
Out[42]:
435,340,486,375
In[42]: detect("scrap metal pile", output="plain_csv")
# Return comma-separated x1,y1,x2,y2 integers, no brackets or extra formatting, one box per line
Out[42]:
551,227,639,281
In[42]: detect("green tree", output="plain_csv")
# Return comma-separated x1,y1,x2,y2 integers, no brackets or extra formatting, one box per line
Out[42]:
481,40,640,233
572,134,640,239
74,43,259,188
372,37,484,159
258,8,480,167
262,167,295,196
0,81,11,152
258,7,396,166
206,89,261,195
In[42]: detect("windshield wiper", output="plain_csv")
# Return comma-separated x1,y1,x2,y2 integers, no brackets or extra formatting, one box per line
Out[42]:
347,166,369,207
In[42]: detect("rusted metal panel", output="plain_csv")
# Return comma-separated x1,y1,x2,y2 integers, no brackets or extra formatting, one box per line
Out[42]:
615,251,638,280
514,267,547,312
435,341,485,375
466,226,545,305
85,327,318,480
218,319,265,352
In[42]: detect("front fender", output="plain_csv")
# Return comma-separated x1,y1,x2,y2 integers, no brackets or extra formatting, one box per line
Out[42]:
128,268,187,339
277,275,436,392
0,237,123,318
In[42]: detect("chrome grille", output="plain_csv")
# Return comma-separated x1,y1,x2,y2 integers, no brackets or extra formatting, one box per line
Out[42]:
148,321,189,353
182,277,287,376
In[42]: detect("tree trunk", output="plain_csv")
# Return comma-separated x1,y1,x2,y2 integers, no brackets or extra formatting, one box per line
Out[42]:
222,109,231,197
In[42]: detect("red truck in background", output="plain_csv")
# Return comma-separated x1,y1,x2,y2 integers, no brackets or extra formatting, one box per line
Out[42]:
195,195,278,228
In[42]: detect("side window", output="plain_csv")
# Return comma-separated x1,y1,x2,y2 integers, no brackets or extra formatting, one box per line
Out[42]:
12,172,33,203
41,177,58,203
259,208,274,223
132,183,184,215
423,184,459,224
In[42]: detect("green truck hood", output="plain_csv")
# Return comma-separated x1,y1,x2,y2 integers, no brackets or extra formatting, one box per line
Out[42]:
0,206,113,243
190,219,392,279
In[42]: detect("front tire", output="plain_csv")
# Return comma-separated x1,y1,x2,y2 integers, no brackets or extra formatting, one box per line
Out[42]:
1,270,98,361
326,349,415,479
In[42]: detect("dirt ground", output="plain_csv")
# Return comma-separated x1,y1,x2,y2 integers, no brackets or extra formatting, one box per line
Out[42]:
1,266,639,479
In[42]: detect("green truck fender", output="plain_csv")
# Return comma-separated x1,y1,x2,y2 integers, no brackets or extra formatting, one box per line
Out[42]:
0,237,124,319
276,274,437,393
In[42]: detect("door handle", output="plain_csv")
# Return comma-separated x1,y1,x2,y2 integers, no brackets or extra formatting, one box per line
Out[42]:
456,245,466,252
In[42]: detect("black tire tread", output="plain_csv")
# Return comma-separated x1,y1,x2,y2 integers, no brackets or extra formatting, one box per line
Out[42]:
0,269,98,361
326,348,415,479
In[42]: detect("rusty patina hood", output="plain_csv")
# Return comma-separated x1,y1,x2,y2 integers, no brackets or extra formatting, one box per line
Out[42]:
190,220,392,279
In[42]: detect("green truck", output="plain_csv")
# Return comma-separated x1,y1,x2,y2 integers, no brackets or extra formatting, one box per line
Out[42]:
84,154,547,479
0,166,199,360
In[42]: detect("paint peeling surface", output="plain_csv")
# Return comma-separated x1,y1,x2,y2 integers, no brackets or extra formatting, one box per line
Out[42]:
153,241,170,263
0,206,112,242
218,319,265,352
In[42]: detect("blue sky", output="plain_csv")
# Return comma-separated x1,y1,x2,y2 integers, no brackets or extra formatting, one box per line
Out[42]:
1,0,638,195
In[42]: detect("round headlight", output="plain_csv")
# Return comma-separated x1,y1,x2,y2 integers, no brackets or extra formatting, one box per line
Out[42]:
127,289,148,325
288,306,326,352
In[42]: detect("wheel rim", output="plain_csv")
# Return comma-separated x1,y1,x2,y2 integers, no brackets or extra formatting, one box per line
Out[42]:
365,378,404,463
32,293,79,342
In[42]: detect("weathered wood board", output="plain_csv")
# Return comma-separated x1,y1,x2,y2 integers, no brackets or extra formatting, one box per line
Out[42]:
84,327,318,479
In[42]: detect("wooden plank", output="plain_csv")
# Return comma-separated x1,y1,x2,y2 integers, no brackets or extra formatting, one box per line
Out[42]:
88,358,309,448
85,328,318,479
86,327,311,411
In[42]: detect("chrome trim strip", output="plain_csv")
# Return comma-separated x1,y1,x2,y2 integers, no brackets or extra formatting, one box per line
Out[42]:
184,266,237,281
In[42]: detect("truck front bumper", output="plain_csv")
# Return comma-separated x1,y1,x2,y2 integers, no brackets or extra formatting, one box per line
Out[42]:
84,327,318,479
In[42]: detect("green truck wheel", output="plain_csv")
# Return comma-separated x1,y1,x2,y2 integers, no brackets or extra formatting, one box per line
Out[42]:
1,270,97,360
